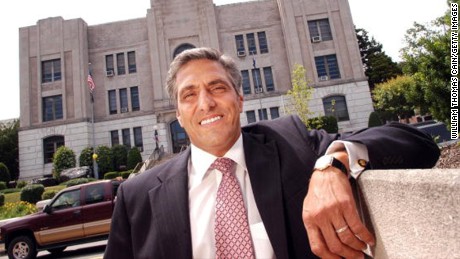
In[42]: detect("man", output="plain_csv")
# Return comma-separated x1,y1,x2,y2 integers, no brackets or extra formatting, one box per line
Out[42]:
104,47,439,259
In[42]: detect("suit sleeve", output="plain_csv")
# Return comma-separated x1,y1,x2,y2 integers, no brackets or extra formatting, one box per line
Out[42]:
341,122,440,169
104,184,134,259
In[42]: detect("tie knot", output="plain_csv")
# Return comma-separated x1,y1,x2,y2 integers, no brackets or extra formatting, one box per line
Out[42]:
210,157,235,175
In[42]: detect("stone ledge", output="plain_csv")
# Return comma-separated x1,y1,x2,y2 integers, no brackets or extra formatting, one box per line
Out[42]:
356,169,460,258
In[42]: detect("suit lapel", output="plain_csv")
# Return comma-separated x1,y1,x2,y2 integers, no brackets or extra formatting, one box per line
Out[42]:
243,132,289,259
148,149,193,258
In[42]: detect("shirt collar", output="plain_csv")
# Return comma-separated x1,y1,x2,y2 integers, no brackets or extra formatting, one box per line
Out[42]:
190,134,247,180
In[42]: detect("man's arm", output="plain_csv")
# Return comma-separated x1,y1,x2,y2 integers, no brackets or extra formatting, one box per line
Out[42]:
302,123,440,259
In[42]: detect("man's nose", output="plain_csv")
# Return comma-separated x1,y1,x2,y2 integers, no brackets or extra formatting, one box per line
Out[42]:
197,90,216,111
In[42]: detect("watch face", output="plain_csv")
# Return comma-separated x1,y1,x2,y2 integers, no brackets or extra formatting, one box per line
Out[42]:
315,155,333,170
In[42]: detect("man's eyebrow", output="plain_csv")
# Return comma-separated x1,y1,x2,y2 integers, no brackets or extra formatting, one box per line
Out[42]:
178,84,196,94
208,79,231,87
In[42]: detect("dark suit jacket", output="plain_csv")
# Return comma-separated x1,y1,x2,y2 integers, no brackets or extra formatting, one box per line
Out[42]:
104,115,439,259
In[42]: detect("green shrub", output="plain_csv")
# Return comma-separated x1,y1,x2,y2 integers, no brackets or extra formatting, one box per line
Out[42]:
0,193,4,207
79,147,94,167
127,147,143,170
103,172,120,180
42,190,58,200
1,188,21,194
64,178,95,187
368,111,383,128
0,201,37,219
53,146,76,179
0,182,7,190
308,116,339,133
111,145,128,171
16,180,27,189
95,146,114,178
0,163,11,184
120,170,133,179
20,184,45,204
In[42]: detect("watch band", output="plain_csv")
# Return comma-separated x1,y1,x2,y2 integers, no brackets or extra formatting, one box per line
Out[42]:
314,155,348,175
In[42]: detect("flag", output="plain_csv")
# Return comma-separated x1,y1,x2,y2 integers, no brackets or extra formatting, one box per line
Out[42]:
87,73,95,92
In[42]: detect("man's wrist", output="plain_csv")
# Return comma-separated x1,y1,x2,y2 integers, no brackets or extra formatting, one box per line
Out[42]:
314,153,349,175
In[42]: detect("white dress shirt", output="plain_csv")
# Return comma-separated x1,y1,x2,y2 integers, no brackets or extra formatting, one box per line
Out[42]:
188,134,369,259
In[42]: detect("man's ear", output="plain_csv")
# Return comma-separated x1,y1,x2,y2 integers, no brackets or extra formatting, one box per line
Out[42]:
238,94,244,113
176,110,183,126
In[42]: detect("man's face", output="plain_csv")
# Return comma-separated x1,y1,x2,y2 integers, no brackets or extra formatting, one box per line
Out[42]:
175,59,243,157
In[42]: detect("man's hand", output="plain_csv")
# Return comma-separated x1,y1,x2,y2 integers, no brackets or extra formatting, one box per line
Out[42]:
303,152,375,258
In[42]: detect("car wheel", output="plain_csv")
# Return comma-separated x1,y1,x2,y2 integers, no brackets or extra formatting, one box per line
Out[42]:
7,236,37,259
47,246,66,254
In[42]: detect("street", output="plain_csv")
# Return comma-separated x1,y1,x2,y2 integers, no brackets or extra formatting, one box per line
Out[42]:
0,240,106,259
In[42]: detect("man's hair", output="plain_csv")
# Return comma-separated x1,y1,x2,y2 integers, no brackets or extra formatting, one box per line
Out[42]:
165,47,242,103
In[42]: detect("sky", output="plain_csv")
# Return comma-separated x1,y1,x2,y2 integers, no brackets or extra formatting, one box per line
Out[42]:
0,0,446,121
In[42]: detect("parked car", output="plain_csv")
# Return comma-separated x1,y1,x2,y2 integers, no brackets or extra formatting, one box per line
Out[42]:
0,179,123,259
59,166,93,182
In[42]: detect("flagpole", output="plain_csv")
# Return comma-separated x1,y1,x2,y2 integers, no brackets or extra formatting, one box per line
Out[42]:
88,63,99,179
252,53,264,120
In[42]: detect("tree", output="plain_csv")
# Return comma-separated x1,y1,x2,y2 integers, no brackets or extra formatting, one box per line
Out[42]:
95,145,113,178
0,162,11,184
372,75,417,122
285,64,318,128
356,28,402,91
111,145,128,171
127,147,143,170
79,147,94,167
53,146,76,179
400,2,451,126
0,120,19,180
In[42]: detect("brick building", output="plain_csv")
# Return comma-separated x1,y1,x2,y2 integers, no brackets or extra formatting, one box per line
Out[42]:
18,0,373,179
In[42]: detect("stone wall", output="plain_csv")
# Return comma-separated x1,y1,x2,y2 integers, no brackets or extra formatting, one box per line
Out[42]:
356,169,460,258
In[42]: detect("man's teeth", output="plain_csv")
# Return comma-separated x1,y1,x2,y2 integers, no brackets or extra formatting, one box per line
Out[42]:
201,116,222,125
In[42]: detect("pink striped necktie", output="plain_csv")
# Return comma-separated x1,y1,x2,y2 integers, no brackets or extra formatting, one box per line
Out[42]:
211,157,255,259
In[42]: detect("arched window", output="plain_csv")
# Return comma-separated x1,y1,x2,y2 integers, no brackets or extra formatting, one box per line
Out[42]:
170,120,189,153
43,135,65,164
322,95,349,122
173,44,196,58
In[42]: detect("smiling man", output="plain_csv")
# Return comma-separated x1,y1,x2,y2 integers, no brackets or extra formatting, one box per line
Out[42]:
104,47,439,259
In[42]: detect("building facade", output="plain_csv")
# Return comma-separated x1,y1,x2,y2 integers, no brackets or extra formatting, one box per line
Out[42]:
18,0,373,179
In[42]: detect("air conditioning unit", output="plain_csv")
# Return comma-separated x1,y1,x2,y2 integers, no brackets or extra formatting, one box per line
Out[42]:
237,51,246,57
106,70,114,77
121,107,129,113
319,75,329,81
255,88,264,94
311,36,322,43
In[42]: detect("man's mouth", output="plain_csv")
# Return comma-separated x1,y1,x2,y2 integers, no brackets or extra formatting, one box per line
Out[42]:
200,116,222,125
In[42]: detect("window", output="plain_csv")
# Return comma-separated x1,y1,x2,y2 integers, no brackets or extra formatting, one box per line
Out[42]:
43,135,64,164
106,55,114,74
247,33,257,55
235,35,245,53
43,95,63,122
52,190,81,210
323,95,349,121
241,70,251,95
246,111,256,124
315,54,340,79
119,88,128,113
122,128,131,147
130,87,140,111
127,51,137,73
85,185,104,205
133,127,143,152
170,120,189,153
263,67,275,92
252,69,262,93
173,44,196,58
258,32,268,54
308,19,332,42
258,108,268,121
117,53,125,75
270,107,280,119
41,59,61,83
108,90,117,115
110,130,119,146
